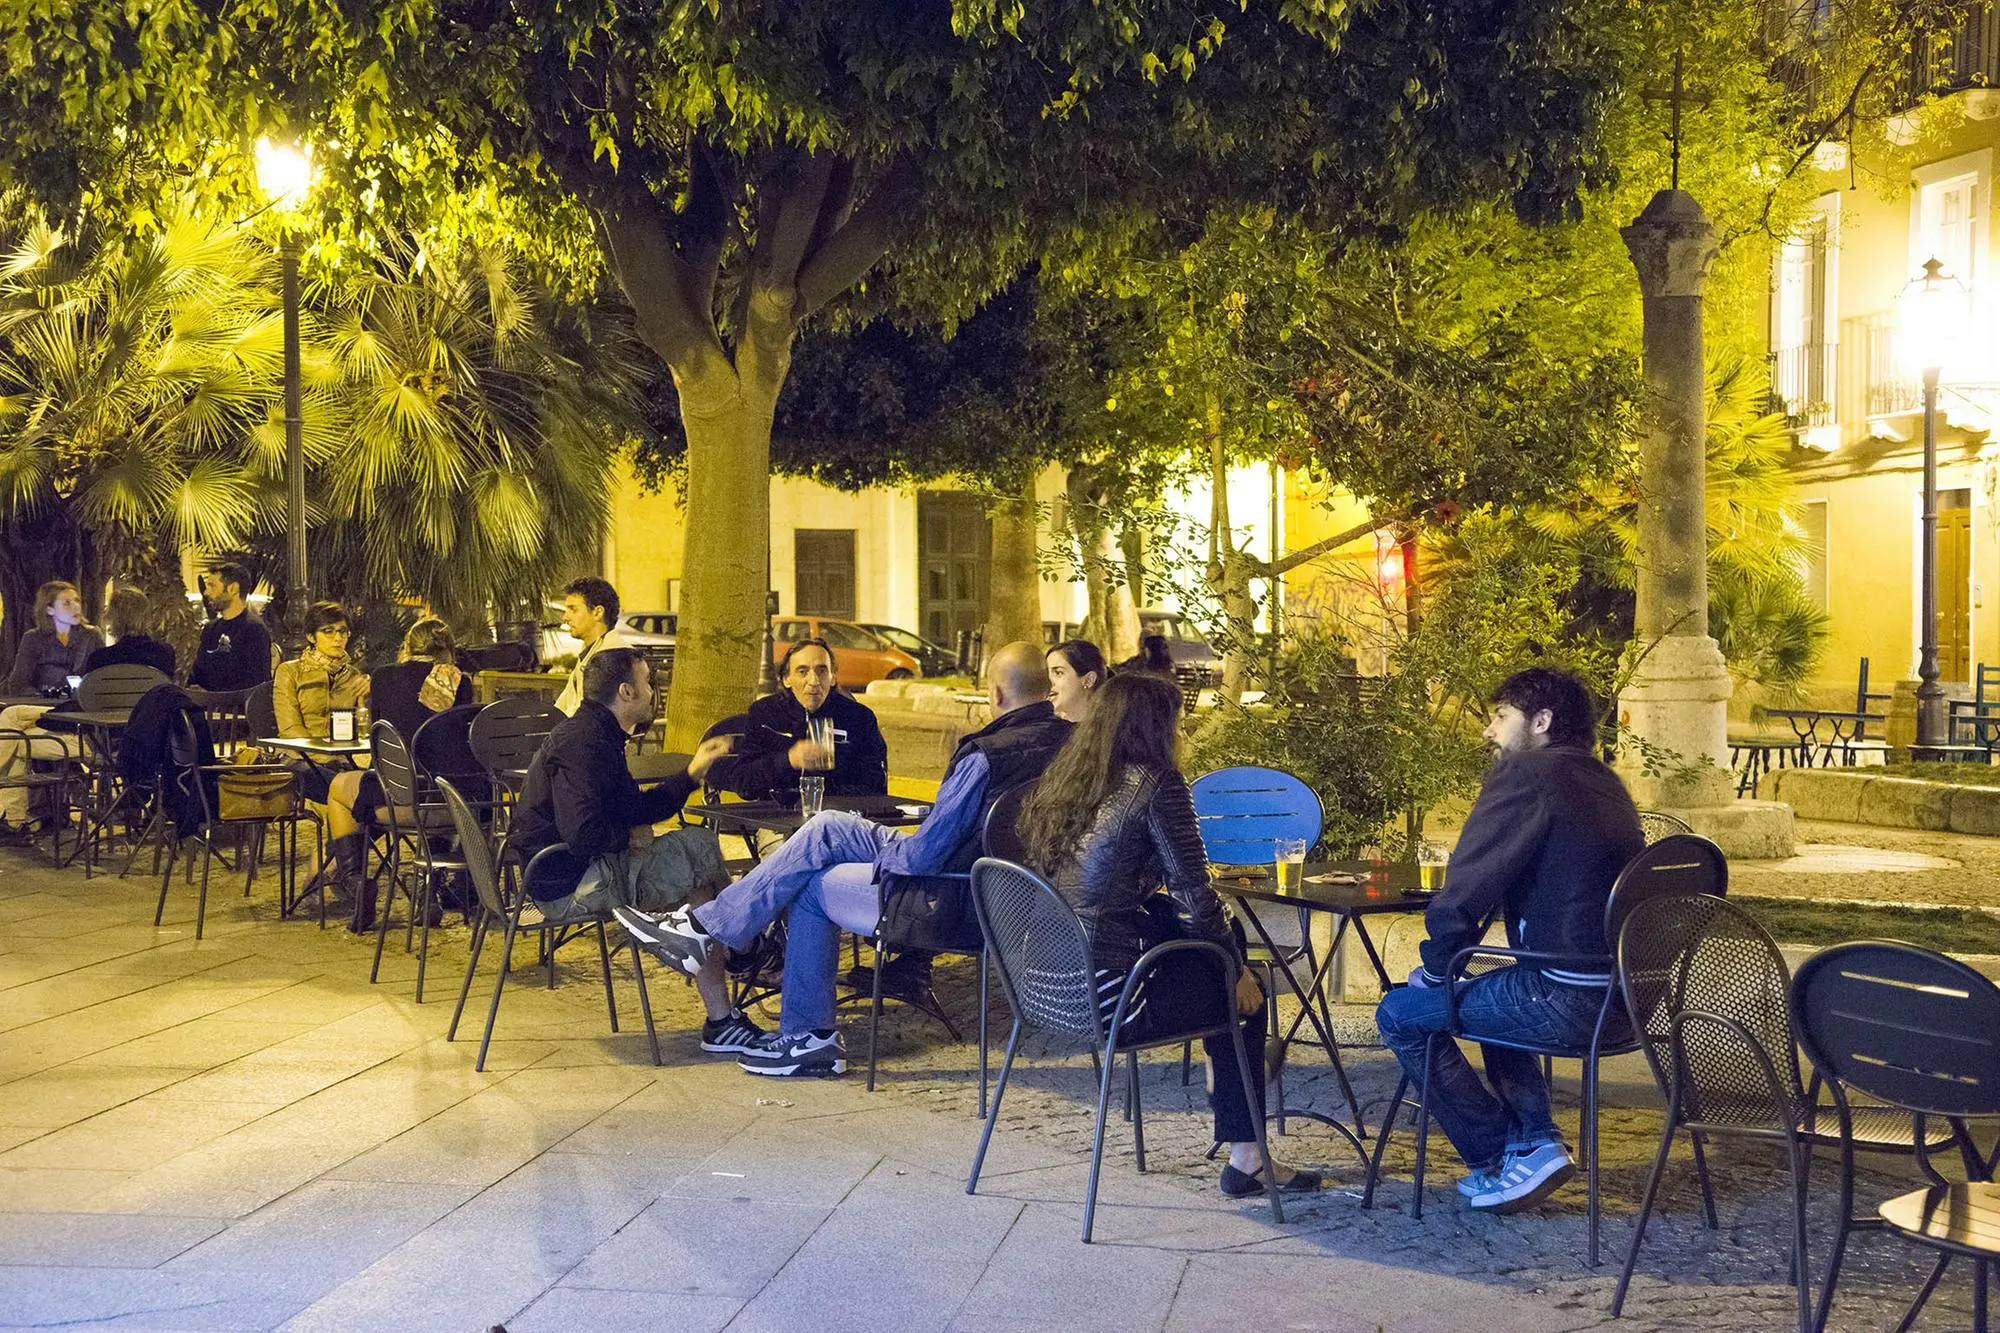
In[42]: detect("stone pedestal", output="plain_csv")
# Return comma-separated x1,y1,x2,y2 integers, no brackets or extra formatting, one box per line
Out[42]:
1616,189,1793,857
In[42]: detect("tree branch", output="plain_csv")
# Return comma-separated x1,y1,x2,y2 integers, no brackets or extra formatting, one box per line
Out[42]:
793,156,923,318
753,149,836,298
1255,508,1423,578
682,140,733,302
592,181,728,377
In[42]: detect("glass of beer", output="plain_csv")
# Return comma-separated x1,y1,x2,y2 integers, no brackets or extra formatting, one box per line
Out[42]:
1419,841,1449,891
800,774,827,818
1273,837,1308,893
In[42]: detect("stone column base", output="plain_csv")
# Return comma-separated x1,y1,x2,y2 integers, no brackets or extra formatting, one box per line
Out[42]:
1654,800,1794,859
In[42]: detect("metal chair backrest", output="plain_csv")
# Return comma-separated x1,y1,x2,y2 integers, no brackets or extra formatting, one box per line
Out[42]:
370,721,421,808
981,781,1033,863
435,778,508,919
1603,832,1728,950
971,856,1106,1045
411,704,485,787
1793,941,2000,1120
246,681,279,739
162,707,218,827
1616,893,1806,1132
78,664,169,711
1189,766,1322,864
469,697,560,777
1637,810,1693,844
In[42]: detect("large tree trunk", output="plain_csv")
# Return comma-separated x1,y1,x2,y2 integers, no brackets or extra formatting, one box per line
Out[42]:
1206,396,1259,702
985,471,1042,653
662,362,782,750
1066,467,1137,660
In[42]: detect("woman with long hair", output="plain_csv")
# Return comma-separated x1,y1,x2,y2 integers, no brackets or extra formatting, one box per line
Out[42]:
1045,638,1107,723
1019,671,1321,1197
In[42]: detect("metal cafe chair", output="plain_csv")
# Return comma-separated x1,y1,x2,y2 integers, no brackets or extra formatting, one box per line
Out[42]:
467,696,560,813
439,778,660,1073
965,855,1285,1243
1612,904,1958,1332
1364,833,1728,1267
1636,809,1693,844
148,707,302,940
1187,765,1357,1126
368,721,468,1003
1792,941,2000,1333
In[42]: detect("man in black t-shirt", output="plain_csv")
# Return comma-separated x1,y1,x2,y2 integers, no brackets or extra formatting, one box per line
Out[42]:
188,563,273,692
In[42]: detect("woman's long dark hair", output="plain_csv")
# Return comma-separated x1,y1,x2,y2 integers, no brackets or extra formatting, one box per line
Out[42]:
1020,670,1183,875
1049,638,1107,682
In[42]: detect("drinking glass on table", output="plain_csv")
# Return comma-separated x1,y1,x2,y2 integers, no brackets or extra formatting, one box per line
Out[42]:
1273,837,1308,893
1418,840,1449,891
800,774,827,818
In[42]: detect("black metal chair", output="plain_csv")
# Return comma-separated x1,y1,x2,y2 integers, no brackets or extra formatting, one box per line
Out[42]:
964,855,1285,1242
1363,833,1729,1267
1637,810,1693,844
854,781,1031,1106
0,722,71,864
1792,941,2000,1333
468,696,559,809
149,708,301,940
69,664,170,875
439,778,661,1073
367,721,464,1002
1611,905,1958,1331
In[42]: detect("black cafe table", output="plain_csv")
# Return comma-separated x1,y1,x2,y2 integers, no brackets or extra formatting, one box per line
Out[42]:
1211,859,1432,1152
681,792,934,847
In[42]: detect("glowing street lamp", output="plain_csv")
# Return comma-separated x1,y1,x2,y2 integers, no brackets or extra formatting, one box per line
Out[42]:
1898,256,1972,751
252,137,317,639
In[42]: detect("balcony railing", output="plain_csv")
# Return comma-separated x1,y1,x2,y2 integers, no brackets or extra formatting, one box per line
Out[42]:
1769,340,1838,427
1905,3,2000,104
1838,312,1917,420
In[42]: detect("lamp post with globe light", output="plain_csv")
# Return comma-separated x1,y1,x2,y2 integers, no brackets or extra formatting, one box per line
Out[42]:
1899,256,1973,751
252,137,316,639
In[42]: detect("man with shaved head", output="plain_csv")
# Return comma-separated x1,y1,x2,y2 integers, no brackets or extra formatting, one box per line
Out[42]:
619,640,1072,1077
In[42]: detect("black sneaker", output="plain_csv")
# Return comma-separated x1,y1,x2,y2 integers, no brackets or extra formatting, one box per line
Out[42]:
614,903,713,977
700,1010,767,1055
737,1029,846,1078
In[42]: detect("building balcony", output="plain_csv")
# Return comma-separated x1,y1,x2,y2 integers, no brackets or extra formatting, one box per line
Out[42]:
1905,3,2000,105
1770,340,1838,428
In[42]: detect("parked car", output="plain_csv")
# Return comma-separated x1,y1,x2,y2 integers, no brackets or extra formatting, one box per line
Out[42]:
540,608,676,670
859,623,956,677
1138,609,1223,692
771,615,921,687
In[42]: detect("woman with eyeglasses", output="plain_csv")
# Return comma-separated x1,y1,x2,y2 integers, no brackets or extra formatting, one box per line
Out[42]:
273,602,374,924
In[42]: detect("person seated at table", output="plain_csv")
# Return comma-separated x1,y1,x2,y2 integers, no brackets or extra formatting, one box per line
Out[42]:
552,576,628,716
1374,666,1643,1215
507,648,757,1053
1046,638,1107,723
274,602,375,920
0,580,103,844
368,617,474,740
616,641,1072,1078
83,587,176,678
1020,669,1321,1199
707,637,888,803
188,562,273,693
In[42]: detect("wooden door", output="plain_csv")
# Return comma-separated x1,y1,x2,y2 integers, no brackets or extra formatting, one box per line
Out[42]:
1939,494,1973,683
918,491,990,646
795,530,857,619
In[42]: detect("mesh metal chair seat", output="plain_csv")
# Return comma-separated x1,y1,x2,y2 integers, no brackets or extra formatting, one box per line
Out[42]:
438,778,661,1073
1612,905,1958,1332
965,856,1285,1242
1364,832,1729,1268
1792,941,2000,1333
1637,810,1693,844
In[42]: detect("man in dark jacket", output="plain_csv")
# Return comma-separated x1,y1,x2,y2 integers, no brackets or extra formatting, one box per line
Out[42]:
616,641,1070,1079
709,638,888,802
1375,666,1644,1216
508,648,759,1054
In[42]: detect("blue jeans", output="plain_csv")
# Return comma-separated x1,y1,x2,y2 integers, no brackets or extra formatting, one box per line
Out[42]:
693,811,902,1033
1375,966,1618,1171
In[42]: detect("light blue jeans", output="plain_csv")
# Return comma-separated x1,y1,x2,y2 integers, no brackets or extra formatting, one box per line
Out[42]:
694,811,902,1032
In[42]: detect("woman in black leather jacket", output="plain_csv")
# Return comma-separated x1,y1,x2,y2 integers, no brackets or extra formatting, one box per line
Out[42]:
1019,671,1321,1198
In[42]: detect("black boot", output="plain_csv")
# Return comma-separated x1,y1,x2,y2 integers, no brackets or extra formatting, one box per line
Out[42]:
328,834,374,934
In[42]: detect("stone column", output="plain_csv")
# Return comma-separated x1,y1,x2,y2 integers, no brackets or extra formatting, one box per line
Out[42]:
1618,190,1792,855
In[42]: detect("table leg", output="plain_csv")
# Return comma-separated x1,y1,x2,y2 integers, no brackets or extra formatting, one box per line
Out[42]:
1237,906,1366,1150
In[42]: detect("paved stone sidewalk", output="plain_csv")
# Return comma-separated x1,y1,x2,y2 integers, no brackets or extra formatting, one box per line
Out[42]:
0,845,1977,1331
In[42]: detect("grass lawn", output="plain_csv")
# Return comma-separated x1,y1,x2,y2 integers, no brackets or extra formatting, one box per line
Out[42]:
1735,894,2000,954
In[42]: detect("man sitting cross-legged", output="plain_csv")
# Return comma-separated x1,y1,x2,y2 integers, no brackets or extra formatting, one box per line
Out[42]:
616,640,1071,1078
507,647,763,1056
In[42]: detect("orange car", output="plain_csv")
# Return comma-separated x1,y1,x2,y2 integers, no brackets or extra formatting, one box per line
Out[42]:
771,616,921,687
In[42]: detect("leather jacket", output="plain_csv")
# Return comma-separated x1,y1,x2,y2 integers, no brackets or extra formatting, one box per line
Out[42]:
1044,764,1235,978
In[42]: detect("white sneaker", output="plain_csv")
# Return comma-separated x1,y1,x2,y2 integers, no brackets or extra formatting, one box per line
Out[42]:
613,903,713,978
1470,1143,1575,1214
1457,1165,1503,1198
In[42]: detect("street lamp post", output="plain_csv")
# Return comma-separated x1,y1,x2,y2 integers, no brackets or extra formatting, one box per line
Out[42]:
1899,257,1972,752
253,138,316,640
